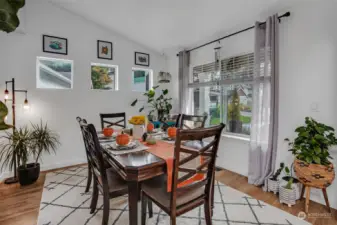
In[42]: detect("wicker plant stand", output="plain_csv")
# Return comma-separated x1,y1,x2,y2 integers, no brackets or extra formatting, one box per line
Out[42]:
294,159,335,213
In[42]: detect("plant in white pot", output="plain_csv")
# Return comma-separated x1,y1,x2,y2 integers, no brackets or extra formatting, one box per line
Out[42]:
265,162,284,194
279,165,303,207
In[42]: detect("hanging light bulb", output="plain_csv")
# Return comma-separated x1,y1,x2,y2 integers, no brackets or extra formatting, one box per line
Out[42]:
23,98,30,110
4,89,9,100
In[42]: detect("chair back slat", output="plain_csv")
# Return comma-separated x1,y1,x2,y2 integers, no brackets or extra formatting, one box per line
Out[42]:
170,124,225,211
179,114,207,129
100,112,126,130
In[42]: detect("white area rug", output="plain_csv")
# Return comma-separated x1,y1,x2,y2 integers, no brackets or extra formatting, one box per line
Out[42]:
37,166,311,225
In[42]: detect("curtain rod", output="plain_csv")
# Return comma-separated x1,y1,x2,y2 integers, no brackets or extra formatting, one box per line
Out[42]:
176,12,291,56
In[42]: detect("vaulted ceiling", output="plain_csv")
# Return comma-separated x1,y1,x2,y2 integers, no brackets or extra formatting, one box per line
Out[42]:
50,0,298,53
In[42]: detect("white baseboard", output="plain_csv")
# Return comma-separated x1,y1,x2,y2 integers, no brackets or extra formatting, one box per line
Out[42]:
0,158,87,182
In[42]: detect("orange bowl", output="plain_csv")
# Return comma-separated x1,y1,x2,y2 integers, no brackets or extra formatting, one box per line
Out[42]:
103,128,114,137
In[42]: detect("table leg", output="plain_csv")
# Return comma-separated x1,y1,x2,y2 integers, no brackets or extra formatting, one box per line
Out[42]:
128,181,141,225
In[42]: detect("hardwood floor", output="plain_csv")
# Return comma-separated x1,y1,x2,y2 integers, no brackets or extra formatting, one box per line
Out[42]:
0,166,336,225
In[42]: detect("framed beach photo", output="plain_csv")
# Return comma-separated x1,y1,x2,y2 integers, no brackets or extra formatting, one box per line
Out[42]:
97,40,113,60
135,52,150,67
43,35,68,55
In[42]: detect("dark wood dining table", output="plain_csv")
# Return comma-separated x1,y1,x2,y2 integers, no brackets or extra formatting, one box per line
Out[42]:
102,147,167,225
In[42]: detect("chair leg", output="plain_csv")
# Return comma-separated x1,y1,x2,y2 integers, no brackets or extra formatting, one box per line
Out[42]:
141,194,147,225
204,198,212,225
148,199,153,218
170,217,176,225
305,186,311,214
85,164,92,193
322,188,331,213
90,179,98,214
102,193,110,225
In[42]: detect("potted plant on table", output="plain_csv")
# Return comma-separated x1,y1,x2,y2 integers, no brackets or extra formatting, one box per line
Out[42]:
285,117,337,189
131,85,172,122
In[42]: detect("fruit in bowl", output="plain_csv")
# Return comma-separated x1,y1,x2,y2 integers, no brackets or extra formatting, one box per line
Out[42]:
167,127,177,139
103,127,114,137
116,132,130,146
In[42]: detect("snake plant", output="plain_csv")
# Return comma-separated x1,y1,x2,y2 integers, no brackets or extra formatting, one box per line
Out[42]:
0,0,25,33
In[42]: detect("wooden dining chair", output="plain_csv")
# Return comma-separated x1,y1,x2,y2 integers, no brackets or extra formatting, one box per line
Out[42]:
141,124,225,225
76,117,92,193
80,122,153,225
179,114,208,129
100,112,126,130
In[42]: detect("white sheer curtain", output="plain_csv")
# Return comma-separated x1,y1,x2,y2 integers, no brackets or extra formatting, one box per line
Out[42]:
248,15,279,186
178,51,190,114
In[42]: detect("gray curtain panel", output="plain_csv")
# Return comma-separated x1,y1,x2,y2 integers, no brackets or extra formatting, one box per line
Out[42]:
248,14,279,186
178,51,190,113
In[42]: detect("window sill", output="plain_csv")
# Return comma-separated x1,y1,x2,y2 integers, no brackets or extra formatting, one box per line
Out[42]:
221,132,250,142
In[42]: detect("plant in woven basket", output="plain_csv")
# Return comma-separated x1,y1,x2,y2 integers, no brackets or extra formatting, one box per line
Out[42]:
285,117,337,166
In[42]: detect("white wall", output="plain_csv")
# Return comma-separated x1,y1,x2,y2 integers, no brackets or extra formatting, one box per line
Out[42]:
0,1,168,179
166,1,337,209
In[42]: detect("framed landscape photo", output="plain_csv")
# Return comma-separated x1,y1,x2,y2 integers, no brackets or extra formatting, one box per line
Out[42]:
135,52,150,67
91,63,118,90
43,35,68,55
97,40,113,60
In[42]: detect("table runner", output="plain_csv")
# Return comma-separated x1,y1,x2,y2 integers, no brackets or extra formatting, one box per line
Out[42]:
146,141,204,192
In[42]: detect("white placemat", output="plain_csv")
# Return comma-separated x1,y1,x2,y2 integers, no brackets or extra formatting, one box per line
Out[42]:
100,141,149,155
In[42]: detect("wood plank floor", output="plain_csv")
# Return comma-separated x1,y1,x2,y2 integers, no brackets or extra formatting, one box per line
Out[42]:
0,167,336,225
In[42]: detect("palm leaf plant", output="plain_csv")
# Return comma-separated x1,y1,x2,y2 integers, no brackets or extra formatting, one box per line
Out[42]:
0,126,31,171
30,120,60,165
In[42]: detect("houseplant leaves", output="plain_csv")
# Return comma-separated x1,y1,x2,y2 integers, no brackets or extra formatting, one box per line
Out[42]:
0,0,25,33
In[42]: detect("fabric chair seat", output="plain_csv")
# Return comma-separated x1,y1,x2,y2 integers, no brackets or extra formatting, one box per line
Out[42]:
142,175,204,210
97,168,128,194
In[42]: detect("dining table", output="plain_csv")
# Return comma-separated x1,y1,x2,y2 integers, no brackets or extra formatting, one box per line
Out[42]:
99,131,168,225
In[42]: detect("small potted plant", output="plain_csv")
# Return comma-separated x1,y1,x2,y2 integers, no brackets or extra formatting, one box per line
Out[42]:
280,165,303,200
265,162,284,194
279,172,297,207
285,117,337,189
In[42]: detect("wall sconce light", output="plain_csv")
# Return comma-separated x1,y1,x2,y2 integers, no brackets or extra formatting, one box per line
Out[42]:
158,71,172,83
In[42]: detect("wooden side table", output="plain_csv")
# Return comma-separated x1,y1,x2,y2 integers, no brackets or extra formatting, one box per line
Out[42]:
300,185,331,213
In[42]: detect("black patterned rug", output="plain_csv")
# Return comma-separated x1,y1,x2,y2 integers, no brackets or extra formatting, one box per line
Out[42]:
37,166,311,225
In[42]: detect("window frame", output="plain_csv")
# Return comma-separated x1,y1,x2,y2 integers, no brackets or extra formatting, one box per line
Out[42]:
91,62,119,91
189,52,254,139
131,67,153,92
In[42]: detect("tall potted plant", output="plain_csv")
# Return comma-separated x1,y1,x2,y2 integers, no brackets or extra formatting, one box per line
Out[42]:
30,121,60,182
285,117,337,189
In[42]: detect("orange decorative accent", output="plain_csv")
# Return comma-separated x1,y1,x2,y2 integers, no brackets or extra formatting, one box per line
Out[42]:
147,123,155,133
103,127,114,137
116,132,130,146
146,141,204,192
167,127,177,138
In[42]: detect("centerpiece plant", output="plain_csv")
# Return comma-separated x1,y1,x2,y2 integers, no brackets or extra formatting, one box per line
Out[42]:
131,85,172,121
0,120,60,185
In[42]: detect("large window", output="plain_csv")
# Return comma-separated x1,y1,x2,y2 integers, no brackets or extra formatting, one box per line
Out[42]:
132,68,153,92
91,63,118,90
190,53,254,136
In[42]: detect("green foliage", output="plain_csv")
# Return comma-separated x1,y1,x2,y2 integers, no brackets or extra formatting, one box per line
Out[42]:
0,127,31,170
285,117,337,166
271,162,285,181
91,66,113,89
284,177,294,190
0,121,59,171
228,88,240,121
30,120,60,164
131,85,172,120
0,100,13,130
0,0,25,33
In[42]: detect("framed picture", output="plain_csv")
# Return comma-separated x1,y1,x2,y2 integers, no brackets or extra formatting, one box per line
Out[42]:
135,52,150,67
97,40,113,60
43,35,68,55
91,63,118,90
36,57,73,89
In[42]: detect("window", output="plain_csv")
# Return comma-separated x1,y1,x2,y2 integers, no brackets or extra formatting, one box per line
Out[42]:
91,63,118,90
190,53,254,136
132,68,153,92
36,57,73,89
